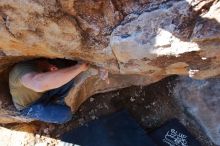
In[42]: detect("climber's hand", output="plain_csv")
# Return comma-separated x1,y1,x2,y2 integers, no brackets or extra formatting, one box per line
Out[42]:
99,68,110,84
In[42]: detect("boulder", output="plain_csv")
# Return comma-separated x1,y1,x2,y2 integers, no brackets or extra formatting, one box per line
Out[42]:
174,77,220,145
0,2,219,144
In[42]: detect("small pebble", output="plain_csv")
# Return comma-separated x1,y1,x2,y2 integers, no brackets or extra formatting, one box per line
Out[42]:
103,103,109,109
91,115,96,120
201,57,207,60
145,105,150,109
78,118,85,126
43,128,49,134
48,125,55,131
130,97,135,102
36,134,41,139
90,98,95,102
97,104,103,109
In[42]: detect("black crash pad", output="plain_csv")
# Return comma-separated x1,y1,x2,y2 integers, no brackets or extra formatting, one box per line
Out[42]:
150,119,201,146
61,110,156,146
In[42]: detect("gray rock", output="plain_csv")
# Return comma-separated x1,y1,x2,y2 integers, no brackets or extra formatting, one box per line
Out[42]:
174,77,220,145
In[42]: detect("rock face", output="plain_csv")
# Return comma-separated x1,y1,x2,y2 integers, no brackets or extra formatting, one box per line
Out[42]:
174,77,220,145
110,0,220,78
0,124,63,146
0,0,220,143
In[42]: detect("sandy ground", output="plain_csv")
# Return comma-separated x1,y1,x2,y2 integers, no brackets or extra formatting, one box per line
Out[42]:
1,76,215,146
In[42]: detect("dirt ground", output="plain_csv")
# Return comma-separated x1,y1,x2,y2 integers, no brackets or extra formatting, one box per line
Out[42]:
2,76,215,146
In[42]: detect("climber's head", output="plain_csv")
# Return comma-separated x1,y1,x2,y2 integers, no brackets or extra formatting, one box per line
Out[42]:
35,58,58,72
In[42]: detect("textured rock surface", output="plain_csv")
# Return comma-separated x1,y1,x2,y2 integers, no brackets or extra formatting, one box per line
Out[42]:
65,68,156,112
0,0,219,74
0,1,220,143
0,124,67,146
110,0,220,78
174,77,220,145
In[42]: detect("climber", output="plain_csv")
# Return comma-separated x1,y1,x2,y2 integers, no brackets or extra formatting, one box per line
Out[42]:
9,59,89,124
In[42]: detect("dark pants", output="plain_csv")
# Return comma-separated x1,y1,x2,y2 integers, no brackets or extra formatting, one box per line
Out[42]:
21,80,75,124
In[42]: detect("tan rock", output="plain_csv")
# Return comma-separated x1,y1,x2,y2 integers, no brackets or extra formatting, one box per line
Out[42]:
0,2,220,145
0,125,61,146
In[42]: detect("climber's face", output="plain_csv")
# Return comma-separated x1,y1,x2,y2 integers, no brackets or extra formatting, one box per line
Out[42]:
36,59,58,72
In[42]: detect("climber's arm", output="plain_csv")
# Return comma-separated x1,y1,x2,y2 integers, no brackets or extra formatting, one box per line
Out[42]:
21,63,89,92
